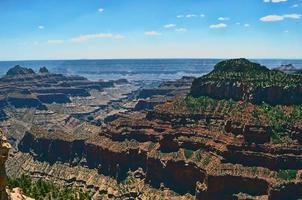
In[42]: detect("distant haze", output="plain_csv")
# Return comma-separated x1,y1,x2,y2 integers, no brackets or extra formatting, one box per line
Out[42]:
1,59,301,81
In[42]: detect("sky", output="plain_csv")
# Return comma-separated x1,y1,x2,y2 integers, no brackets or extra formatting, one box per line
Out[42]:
0,0,302,60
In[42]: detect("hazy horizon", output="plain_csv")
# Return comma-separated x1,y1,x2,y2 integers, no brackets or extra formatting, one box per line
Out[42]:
1,57,302,62
1,58,302,82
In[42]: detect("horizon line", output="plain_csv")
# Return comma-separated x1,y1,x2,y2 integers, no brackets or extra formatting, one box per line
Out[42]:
1,57,302,62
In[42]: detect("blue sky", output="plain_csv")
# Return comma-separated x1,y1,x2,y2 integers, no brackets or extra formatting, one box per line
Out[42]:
0,0,301,60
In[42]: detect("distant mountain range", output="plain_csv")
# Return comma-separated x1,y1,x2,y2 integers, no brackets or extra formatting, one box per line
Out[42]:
274,64,302,74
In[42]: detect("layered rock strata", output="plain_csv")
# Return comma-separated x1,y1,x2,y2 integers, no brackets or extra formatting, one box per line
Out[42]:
0,66,128,111
0,129,11,200
190,58,302,105
14,106,302,199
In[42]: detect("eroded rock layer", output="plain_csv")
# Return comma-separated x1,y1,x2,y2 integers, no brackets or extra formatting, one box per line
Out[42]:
1,129,11,200
12,101,302,199
190,58,302,105
3,59,302,200
0,66,128,112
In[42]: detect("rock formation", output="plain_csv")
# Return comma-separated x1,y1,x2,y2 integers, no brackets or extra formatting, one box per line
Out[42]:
0,65,129,111
13,98,302,199
274,64,302,74
7,188,34,200
190,58,302,105
6,65,35,77
38,67,49,74
0,129,11,200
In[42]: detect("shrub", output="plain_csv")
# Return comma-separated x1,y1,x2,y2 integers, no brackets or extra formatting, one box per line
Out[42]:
87,115,94,121
184,149,193,159
8,175,91,200
276,170,297,181
195,151,201,162
203,155,211,166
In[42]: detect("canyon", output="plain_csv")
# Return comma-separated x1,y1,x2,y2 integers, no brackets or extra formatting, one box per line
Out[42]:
1,60,302,199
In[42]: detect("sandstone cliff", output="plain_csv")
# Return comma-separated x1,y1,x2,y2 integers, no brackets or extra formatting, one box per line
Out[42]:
0,129,11,200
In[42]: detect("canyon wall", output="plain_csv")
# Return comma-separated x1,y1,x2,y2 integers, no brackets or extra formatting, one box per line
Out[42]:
0,129,11,200
190,81,302,105
17,130,277,199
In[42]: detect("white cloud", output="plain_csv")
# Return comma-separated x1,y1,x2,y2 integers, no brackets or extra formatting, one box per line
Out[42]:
177,14,202,19
264,0,287,3
260,15,284,21
175,28,187,32
47,40,64,45
236,22,241,25
260,13,301,21
283,13,302,19
164,24,176,28
38,26,44,29
292,4,299,8
244,24,251,27
144,31,161,36
98,8,104,13
209,23,227,28
284,30,289,33
272,0,287,2
218,17,230,21
70,33,124,43
186,14,197,18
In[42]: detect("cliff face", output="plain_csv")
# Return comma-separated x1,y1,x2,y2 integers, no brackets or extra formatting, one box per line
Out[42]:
16,108,302,199
190,80,302,105
37,93,71,104
190,58,302,105
0,129,11,200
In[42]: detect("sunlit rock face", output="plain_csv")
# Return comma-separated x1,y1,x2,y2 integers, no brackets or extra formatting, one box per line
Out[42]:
0,129,11,200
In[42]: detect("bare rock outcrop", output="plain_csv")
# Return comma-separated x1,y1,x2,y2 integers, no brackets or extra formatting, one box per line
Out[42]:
7,188,34,200
0,129,11,200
